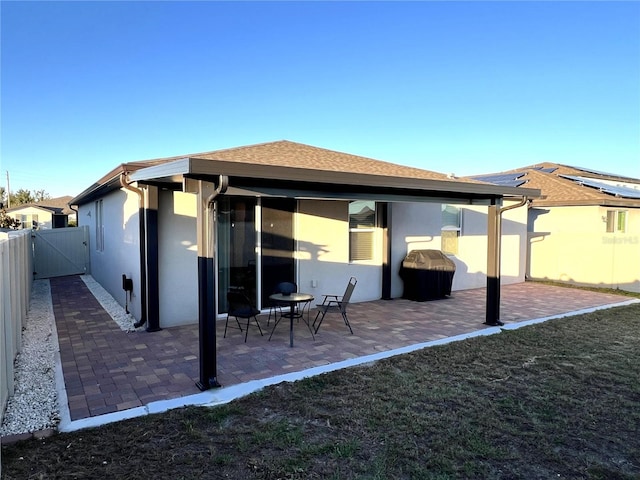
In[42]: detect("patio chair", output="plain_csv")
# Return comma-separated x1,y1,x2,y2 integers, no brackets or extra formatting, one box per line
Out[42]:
225,290,263,342
312,277,357,334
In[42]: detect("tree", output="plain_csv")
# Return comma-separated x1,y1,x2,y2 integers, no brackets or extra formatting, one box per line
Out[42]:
0,209,21,229
10,189,35,206
34,189,51,202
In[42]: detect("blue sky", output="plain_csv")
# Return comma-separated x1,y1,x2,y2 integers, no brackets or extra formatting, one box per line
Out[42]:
2,1,639,198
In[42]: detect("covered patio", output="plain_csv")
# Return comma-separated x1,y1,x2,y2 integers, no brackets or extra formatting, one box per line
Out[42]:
69,141,541,392
50,275,632,425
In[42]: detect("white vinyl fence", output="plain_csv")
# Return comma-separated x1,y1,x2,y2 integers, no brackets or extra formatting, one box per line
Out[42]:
0,230,33,425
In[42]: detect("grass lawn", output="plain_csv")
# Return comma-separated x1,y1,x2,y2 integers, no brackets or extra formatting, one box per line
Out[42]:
2,302,639,479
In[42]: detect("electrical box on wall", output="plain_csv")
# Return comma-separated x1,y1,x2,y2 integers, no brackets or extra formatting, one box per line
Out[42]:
122,275,133,314
122,275,133,292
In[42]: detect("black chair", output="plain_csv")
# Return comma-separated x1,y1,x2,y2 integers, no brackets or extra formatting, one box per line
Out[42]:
313,277,357,334
225,291,263,342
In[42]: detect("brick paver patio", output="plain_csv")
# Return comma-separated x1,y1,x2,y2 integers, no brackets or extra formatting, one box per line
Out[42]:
49,275,631,422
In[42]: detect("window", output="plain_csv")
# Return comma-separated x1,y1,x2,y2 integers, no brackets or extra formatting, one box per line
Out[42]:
606,210,627,233
441,205,462,255
95,200,104,251
349,200,375,262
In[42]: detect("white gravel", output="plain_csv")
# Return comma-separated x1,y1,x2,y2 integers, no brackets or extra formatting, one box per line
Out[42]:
1,275,139,437
0,280,59,436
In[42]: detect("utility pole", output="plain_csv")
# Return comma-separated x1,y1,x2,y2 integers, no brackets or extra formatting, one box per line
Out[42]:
5,170,10,208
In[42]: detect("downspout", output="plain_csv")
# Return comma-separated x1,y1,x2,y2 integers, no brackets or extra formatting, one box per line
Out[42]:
196,175,228,391
120,173,147,329
207,175,229,256
500,196,529,215
69,205,79,226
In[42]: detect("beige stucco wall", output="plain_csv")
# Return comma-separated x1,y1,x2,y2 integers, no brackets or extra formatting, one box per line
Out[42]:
390,200,528,298
158,190,198,327
296,199,383,303
528,205,640,293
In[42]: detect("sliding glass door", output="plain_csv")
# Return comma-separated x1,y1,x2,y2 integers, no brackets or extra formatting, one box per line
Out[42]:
217,196,295,313
217,197,257,312
261,198,295,307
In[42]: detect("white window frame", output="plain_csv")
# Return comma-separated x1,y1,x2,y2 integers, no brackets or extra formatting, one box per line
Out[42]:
606,210,627,233
349,200,376,263
441,205,462,255
95,200,104,252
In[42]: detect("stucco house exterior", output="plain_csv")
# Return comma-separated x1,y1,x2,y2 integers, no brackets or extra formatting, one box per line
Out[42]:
472,163,640,293
70,140,538,389
5,196,75,229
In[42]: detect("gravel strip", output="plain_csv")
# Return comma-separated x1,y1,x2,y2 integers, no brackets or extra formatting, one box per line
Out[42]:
1,275,140,437
1,280,59,436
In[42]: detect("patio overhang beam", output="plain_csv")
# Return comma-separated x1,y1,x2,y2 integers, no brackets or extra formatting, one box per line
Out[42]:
128,157,540,204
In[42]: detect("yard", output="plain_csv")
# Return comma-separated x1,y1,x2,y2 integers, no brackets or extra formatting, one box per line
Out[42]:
2,302,639,479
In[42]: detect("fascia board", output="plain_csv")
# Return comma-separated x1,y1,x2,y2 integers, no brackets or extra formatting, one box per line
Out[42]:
69,173,123,206
127,158,192,182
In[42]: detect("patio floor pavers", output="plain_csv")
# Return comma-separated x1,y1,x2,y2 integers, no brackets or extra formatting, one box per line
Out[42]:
49,275,631,422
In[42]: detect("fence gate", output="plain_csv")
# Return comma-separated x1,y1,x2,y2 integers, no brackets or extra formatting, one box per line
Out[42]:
32,226,90,279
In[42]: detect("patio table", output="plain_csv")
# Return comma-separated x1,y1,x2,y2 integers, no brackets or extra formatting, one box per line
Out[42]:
268,292,314,347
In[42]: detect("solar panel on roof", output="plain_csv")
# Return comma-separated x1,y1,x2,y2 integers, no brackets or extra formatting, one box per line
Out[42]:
531,166,558,173
569,165,631,179
561,175,640,199
471,172,527,187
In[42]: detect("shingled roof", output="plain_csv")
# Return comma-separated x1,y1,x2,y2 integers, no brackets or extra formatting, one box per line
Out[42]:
190,140,455,181
126,140,467,182
470,163,640,207
74,140,537,206
6,196,74,215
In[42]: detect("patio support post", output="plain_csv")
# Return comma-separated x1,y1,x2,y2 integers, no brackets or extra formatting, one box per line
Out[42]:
195,177,227,391
144,185,161,332
486,197,504,326
378,203,392,300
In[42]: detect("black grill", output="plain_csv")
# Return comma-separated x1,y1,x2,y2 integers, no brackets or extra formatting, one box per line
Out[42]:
399,250,456,301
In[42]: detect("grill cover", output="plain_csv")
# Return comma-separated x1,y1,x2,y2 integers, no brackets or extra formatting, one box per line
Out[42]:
400,250,456,301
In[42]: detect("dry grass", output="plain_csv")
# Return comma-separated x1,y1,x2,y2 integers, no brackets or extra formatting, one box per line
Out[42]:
3,303,640,479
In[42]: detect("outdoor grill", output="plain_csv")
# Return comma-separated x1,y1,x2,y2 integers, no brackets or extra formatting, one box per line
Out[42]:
399,249,456,301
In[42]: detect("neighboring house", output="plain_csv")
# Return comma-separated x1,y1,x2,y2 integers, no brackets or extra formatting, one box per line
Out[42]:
70,140,538,389
5,196,75,229
472,163,640,293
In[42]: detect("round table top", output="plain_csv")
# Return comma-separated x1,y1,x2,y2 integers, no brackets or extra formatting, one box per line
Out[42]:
269,292,314,303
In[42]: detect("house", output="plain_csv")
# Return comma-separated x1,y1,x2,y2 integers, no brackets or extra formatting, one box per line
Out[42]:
5,196,75,229
70,140,538,389
471,163,640,293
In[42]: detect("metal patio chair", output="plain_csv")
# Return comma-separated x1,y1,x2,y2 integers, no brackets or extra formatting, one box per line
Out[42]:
312,276,357,334
225,290,263,342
